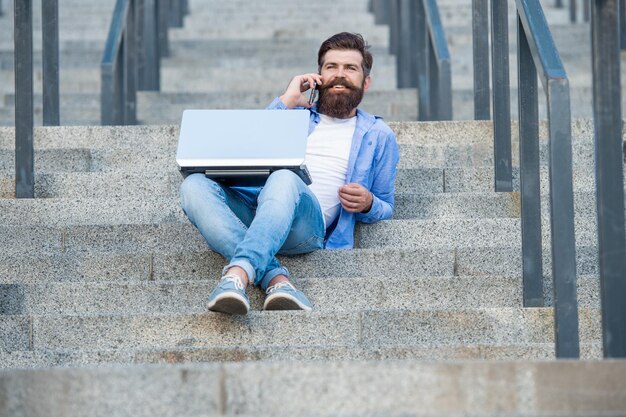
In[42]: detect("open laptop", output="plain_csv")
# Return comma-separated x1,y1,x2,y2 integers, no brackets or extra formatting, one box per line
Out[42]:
176,109,312,186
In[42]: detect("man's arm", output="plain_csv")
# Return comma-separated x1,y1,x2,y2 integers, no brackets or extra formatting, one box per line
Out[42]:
353,129,400,224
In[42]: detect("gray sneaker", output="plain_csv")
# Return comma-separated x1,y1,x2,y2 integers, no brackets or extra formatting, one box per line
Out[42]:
263,281,312,311
207,275,250,315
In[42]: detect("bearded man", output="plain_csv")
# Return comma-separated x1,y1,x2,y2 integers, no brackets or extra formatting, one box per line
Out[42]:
180,32,399,315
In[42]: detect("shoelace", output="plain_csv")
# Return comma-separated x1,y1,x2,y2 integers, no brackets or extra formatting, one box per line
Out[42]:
266,281,296,295
221,275,245,290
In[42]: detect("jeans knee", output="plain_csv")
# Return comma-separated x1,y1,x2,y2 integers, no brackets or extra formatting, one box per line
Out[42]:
265,169,301,192
180,174,219,212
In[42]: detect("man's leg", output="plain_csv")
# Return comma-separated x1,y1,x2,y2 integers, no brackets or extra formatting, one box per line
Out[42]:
180,173,259,314
222,170,324,311
180,173,255,261
226,169,324,286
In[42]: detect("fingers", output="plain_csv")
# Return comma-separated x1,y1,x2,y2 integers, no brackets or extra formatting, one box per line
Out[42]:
280,73,323,109
338,183,373,213
299,73,323,92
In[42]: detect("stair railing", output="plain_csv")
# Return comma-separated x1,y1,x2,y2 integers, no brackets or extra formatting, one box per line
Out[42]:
475,0,580,359
14,0,60,198
101,0,188,125
516,0,579,358
474,0,513,192
374,0,452,120
101,0,137,125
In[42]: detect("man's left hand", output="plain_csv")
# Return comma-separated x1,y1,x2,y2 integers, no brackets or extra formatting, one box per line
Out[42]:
338,183,373,213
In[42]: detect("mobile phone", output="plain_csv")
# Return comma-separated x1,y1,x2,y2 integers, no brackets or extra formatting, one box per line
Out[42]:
308,82,318,105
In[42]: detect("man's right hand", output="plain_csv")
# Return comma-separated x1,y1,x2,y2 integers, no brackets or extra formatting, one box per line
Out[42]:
279,73,323,109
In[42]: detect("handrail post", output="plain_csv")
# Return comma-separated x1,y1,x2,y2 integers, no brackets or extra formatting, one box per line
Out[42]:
472,0,490,120
14,0,34,198
137,0,160,91
397,0,416,89
491,0,513,192
169,0,183,27
517,14,543,308
42,0,60,126
619,0,626,50
158,0,170,57
389,0,400,56
124,0,137,124
416,0,430,120
547,78,579,358
570,0,577,22
591,0,626,358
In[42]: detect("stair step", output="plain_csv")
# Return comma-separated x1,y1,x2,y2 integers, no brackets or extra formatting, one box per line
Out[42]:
0,217,604,254
0,275,603,317
0,244,602,283
0,121,605,149
0,132,609,171
5,308,597,353
3,360,625,416
0,344,591,369
0,191,613,224
0,166,612,198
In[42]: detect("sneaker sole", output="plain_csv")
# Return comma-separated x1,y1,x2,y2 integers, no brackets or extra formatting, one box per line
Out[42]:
208,293,250,315
263,293,312,311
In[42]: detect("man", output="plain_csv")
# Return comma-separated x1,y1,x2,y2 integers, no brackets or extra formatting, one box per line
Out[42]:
180,32,399,315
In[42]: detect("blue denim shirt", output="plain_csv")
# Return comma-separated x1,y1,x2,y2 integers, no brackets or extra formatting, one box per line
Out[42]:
268,97,400,249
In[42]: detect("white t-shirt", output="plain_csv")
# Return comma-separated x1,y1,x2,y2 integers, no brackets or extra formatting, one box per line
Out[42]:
305,114,356,228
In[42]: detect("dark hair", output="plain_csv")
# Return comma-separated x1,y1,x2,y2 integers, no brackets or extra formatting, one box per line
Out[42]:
317,32,373,77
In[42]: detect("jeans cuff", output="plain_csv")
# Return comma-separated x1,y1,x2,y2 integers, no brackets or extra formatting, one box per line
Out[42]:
259,266,290,290
223,259,256,286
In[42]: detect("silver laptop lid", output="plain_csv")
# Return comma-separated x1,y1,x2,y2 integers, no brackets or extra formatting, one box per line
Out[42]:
176,109,310,168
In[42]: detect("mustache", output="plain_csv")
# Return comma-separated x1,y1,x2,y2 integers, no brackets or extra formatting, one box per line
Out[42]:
319,78,358,90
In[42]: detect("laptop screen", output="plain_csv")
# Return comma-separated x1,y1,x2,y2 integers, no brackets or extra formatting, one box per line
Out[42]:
176,109,312,185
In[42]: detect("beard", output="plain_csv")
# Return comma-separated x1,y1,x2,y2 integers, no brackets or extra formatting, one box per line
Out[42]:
316,78,364,119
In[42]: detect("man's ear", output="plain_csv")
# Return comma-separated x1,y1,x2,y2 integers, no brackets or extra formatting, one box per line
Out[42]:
363,75,372,92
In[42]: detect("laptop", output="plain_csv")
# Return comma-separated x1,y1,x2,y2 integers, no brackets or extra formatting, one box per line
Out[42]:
176,109,312,186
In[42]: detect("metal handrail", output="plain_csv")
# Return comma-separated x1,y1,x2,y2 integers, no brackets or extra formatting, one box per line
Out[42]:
516,0,579,358
591,0,626,358
101,0,136,125
101,0,189,125
472,0,514,191
423,0,452,120
14,0,34,198
14,0,59,198
384,0,452,121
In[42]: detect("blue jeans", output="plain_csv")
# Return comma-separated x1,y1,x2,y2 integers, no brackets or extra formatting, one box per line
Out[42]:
180,170,325,290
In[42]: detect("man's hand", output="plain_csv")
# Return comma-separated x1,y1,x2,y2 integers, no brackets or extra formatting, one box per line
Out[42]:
279,73,323,109
338,183,373,213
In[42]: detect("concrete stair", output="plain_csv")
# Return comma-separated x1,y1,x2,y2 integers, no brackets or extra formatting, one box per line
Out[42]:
0,120,619,369
2,361,625,416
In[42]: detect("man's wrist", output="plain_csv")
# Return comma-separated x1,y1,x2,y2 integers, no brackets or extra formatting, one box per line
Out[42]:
361,192,373,213
279,94,298,109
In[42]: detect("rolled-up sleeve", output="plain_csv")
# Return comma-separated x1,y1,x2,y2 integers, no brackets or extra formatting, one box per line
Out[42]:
356,128,400,224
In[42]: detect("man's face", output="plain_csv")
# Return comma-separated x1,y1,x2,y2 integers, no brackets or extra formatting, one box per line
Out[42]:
317,49,371,118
